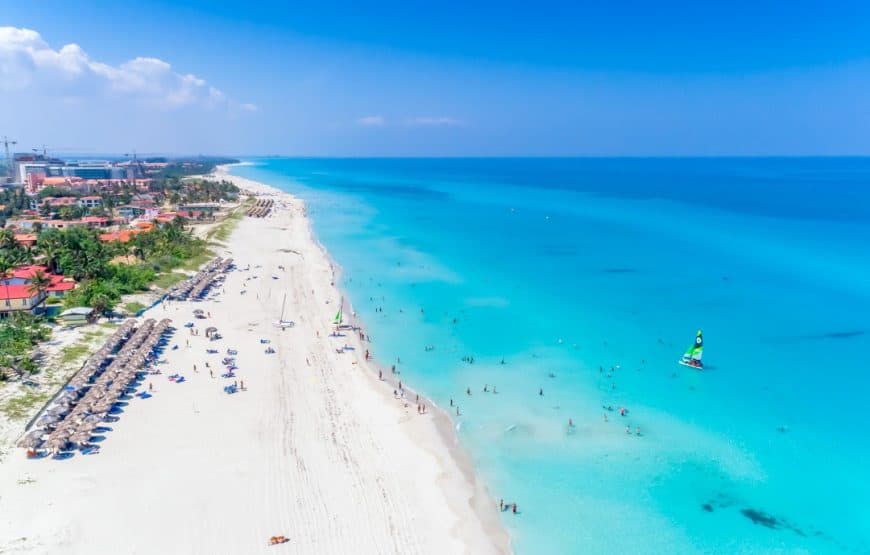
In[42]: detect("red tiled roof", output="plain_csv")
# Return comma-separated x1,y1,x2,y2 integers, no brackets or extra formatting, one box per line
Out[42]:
10,265,49,279
0,284,38,301
99,229,145,243
47,281,75,292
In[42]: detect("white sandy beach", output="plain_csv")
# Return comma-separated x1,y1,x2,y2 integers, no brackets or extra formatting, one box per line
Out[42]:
0,172,509,554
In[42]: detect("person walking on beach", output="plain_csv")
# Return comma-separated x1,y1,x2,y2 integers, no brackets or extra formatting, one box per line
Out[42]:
378,370,383,380
499,499,504,511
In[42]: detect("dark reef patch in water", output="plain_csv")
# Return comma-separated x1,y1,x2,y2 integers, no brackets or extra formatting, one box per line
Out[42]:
817,330,865,339
701,503,714,512
782,330,866,342
742,508,779,529
741,508,808,537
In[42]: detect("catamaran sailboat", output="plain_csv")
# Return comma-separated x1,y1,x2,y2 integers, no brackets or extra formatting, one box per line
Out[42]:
274,294,295,328
333,297,343,327
679,329,704,369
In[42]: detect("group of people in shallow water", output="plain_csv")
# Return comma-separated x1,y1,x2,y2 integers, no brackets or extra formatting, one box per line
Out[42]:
499,499,519,514
352,298,652,520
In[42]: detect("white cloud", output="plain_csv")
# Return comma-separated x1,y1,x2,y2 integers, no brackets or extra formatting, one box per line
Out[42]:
405,116,464,127
357,115,385,126
0,26,252,112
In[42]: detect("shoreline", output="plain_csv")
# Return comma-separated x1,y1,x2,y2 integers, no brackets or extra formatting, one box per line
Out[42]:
215,164,512,553
0,164,510,554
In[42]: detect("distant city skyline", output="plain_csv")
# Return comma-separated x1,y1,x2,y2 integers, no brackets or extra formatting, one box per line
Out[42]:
1,0,869,156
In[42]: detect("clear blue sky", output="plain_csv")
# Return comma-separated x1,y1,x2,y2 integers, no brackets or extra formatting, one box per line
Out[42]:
1,0,868,156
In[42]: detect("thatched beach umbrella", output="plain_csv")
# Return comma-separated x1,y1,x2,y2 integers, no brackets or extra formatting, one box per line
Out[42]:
45,436,68,453
46,406,70,418
81,414,102,425
69,430,92,445
17,430,45,449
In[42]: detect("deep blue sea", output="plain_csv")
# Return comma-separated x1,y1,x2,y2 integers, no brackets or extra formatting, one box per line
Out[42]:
232,158,870,554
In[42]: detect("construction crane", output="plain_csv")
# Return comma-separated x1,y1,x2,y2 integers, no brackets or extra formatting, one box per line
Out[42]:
124,150,145,179
2,135,17,183
32,144,48,158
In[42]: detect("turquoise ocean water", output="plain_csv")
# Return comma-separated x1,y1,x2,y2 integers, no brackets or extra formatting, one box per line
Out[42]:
232,158,870,554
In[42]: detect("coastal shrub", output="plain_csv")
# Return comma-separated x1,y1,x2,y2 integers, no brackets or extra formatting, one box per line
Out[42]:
123,301,147,315
0,314,51,380
105,264,155,293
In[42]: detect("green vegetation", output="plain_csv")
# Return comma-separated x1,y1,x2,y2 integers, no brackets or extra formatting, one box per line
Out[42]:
181,250,215,271
1,216,208,315
153,157,239,180
0,314,51,380
206,208,244,243
1,390,50,419
59,343,90,365
152,271,187,289
123,301,147,314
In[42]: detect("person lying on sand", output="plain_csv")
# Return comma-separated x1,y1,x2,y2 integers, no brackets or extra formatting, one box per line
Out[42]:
268,536,289,545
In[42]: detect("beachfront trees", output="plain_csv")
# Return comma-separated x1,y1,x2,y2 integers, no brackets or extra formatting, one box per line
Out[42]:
0,257,11,314
27,270,51,309
56,228,110,281
35,228,64,274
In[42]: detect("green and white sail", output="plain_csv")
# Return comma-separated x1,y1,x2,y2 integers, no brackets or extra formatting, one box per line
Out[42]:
681,329,703,366
333,298,343,325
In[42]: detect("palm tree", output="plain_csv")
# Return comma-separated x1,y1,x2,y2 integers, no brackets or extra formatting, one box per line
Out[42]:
0,229,16,250
0,258,11,319
27,270,52,312
36,228,64,274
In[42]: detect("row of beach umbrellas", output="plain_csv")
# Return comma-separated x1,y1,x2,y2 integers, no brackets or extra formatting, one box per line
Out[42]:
19,318,174,453
166,257,234,301
247,199,274,218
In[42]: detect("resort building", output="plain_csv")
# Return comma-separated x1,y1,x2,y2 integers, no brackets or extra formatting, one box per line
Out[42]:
0,264,76,318
77,196,103,209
